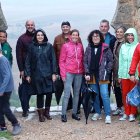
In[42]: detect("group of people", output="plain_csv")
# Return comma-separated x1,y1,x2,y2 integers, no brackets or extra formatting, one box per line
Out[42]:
0,18,140,135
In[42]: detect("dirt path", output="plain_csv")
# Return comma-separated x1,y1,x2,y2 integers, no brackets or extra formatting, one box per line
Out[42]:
7,111,140,140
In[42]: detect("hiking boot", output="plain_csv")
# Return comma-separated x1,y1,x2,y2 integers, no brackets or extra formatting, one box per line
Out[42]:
22,111,29,117
119,114,128,121
44,107,52,120
12,124,22,135
91,113,102,121
105,116,111,124
0,126,7,132
129,114,135,122
61,115,67,122
37,108,45,122
72,114,80,121
112,108,123,116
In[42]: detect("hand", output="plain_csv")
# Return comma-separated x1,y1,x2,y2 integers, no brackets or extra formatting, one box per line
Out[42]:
62,77,66,82
26,76,31,83
130,76,137,83
0,93,4,96
52,74,57,82
20,71,24,79
118,78,122,84
85,75,90,81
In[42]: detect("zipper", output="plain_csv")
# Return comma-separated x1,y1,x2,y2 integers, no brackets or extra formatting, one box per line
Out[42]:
75,45,80,73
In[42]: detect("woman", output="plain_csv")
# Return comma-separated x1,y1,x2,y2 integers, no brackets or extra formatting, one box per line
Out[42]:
118,28,138,121
25,29,57,122
112,26,126,116
84,30,113,124
59,29,84,122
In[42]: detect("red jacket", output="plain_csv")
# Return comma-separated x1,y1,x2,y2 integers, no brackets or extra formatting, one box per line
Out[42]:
59,41,84,80
129,43,140,77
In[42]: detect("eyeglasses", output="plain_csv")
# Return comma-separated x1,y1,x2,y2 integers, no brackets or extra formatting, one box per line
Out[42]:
92,36,100,38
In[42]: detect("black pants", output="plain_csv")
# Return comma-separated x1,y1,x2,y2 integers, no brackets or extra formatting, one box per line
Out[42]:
114,85,123,108
37,94,52,108
0,92,18,127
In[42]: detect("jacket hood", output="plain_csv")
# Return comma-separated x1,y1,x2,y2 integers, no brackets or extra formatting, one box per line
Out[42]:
33,29,48,45
125,28,138,46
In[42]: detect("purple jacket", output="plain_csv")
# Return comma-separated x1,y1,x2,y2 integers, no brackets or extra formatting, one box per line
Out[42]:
84,43,113,81
16,30,35,71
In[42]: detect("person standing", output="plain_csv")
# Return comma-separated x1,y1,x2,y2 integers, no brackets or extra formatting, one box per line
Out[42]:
99,19,116,97
118,28,138,121
84,30,113,124
16,20,36,117
59,29,84,122
0,48,21,135
112,26,126,116
25,29,57,122
129,36,140,126
0,30,13,66
53,21,74,110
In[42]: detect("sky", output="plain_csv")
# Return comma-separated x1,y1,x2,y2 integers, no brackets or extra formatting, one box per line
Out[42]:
0,0,118,45
1,0,117,21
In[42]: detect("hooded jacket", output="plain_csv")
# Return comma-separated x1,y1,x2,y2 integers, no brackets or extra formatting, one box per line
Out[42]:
118,28,139,79
59,41,84,80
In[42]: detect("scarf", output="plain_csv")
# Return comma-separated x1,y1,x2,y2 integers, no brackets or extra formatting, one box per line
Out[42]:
89,43,102,78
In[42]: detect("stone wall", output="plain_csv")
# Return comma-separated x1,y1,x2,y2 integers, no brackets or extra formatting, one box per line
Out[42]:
111,0,140,40
0,2,7,30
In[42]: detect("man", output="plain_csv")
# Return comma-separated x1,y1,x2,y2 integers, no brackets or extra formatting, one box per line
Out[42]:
0,30,13,66
99,19,116,106
99,19,116,52
16,20,35,117
0,48,21,135
53,21,73,110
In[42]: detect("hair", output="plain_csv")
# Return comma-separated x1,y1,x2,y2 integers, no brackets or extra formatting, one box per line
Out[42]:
33,29,48,43
100,19,109,26
61,21,71,27
115,25,127,33
87,30,104,44
70,29,80,36
0,30,7,37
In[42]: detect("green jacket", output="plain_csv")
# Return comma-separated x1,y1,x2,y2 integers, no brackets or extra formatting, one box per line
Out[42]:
1,42,13,65
118,28,139,79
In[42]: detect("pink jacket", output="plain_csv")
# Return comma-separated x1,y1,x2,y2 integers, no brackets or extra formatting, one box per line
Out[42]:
59,41,84,80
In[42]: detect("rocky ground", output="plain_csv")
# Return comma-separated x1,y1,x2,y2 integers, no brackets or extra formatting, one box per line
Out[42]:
5,109,140,140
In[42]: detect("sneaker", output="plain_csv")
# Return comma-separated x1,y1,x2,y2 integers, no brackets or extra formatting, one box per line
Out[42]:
0,126,7,132
22,111,29,117
12,124,22,135
105,115,111,124
91,113,102,121
112,108,123,116
138,122,140,126
129,114,135,122
119,114,128,121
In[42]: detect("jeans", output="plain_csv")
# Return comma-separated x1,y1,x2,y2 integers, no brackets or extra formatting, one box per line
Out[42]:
62,73,82,115
90,81,111,116
0,92,18,127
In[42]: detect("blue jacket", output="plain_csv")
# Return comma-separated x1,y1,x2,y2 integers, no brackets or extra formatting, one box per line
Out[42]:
0,55,14,94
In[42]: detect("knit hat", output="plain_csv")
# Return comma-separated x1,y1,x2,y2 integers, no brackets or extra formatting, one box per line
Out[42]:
61,21,71,27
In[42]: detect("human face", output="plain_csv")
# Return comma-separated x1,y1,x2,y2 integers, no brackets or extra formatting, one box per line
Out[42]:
0,32,7,43
126,33,134,43
36,32,44,43
25,20,35,33
92,33,101,45
99,22,109,35
71,31,79,43
116,28,125,40
61,25,71,34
